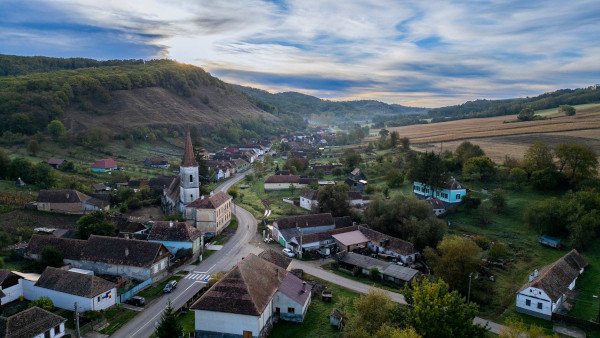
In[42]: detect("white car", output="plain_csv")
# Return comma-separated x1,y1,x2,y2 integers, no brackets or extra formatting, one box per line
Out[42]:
282,248,295,258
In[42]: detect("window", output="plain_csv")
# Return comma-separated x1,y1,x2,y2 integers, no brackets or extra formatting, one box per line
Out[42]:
97,296,100,302
55,325,62,334
456,194,461,200
190,194,193,199
288,307,295,314
190,175,193,183
44,331,50,338
537,302,542,310
525,299,531,306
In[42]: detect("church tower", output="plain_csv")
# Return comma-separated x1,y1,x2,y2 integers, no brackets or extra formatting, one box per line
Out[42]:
179,131,199,213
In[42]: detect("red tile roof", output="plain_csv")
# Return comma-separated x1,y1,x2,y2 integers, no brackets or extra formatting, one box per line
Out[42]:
187,191,231,209
91,158,117,169
47,158,64,165
182,131,198,167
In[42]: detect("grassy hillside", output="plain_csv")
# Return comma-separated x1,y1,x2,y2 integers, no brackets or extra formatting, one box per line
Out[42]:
0,56,306,139
235,84,428,122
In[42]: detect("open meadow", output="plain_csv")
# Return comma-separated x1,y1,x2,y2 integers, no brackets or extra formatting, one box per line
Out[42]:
368,103,600,162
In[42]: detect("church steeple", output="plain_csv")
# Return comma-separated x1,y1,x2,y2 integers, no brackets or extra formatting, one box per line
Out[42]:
182,130,198,167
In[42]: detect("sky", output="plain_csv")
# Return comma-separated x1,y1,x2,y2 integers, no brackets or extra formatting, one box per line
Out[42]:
1,0,599,107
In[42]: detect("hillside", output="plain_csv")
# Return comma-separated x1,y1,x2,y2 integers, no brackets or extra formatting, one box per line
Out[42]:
0,56,288,138
234,85,428,122
428,85,600,121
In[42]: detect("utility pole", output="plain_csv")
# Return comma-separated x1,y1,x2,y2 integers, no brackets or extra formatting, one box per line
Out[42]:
74,302,80,338
467,272,473,305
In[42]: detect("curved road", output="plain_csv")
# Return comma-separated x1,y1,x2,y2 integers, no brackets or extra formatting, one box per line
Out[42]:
112,170,259,338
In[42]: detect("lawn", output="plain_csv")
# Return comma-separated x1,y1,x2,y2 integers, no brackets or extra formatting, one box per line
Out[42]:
569,243,600,321
177,310,196,336
104,307,138,335
322,262,404,292
269,274,359,338
137,276,182,300
234,178,308,220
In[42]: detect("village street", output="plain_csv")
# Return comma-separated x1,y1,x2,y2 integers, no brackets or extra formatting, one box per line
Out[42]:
111,170,262,338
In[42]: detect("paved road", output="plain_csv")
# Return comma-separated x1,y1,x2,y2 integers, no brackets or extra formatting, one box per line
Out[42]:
111,171,260,338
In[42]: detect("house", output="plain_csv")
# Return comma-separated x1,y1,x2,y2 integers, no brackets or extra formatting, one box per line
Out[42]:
272,213,336,248
264,175,317,191
332,230,370,252
413,178,467,207
185,191,232,234
258,249,292,270
348,191,368,207
231,158,250,173
21,267,116,312
516,249,588,320
128,179,149,192
149,175,176,192
92,183,108,193
144,156,170,169
0,269,22,304
91,158,117,173
359,226,420,264
344,178,366,192
148,221,202,256
336,251,419,285
0,306,67,338
288,225,359,254
426,198,446,216
191,254,312,337
47,158,65,169
300,190,318,211
350,168,362,180
25,235,171,281
36,190,109,214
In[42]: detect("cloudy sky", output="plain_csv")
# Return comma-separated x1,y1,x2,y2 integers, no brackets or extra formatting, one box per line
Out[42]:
1,0,599,107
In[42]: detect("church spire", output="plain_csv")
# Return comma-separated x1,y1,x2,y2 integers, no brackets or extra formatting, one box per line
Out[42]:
182,130,198,167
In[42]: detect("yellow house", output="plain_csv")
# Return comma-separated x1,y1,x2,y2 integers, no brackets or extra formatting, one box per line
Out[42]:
186,191,233,234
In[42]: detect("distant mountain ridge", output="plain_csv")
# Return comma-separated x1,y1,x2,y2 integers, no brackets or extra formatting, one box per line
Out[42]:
234,85,429,121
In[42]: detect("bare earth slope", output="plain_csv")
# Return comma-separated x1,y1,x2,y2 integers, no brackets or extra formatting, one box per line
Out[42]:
63,85,277,132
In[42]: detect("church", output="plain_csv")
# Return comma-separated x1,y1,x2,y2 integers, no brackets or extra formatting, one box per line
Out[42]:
162,131,201,217
162,131,233,233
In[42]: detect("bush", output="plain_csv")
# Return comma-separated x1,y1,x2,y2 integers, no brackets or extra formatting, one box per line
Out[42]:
352,266,361,277
29,297,54,311
530,168,561,190
227,187,239,199
489,243,508,260
41,246,64,267
461,195,481,212
473,236,490,250
127,198,142,210
369,267,380,281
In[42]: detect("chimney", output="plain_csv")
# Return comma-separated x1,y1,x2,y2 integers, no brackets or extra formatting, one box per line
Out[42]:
210,191,214,196
201,196,205,200
66,193,70,199
529,274,533,282
125,248,129,257
302,281,306,293
534,269,538,277
169,221,173,227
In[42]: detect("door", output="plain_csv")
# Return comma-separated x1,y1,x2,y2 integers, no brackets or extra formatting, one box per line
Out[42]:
276,307,280,316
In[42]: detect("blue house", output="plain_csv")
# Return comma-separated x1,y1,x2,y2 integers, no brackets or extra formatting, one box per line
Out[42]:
413,178,467,207
148,221,202,257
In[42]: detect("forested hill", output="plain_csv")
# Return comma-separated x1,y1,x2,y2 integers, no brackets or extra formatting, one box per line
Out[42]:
0,54,145,76
234,85,428,122
0,55,306,142
428,85,600,122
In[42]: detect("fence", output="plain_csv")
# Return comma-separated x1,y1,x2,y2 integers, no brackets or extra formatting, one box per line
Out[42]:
119,278,152,303
552,313,600,331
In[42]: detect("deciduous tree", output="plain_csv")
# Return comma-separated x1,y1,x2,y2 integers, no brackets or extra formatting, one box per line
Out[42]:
76,211,116,240
455,141,485,165
559,104,576,116
317,183,350,217
508,168,527,189
523,141,554,173
463,156,495,182
47,120,66,140
555,142,598,184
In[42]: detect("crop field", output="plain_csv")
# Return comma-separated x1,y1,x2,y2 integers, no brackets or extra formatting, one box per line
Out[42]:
370,103,600,162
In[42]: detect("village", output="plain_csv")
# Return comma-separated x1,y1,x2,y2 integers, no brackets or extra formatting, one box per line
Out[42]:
0,120,598,338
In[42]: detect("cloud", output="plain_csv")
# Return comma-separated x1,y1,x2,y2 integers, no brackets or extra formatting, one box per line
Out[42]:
1,0,599,107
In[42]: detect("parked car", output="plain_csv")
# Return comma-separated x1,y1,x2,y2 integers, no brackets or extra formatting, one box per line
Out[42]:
203,232,216,242
282,248,295,258
125,296,145,307
163,280,178,293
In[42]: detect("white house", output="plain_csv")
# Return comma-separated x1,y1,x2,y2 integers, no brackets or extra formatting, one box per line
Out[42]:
191,254,311,337
148,221,202,256
0,306,67,338
21,267,116,312
516,249,588,320
300,190,318,211
426,198,447,216
272,214,336,248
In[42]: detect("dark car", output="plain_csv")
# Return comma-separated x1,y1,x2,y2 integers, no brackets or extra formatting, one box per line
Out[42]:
163,280,178,293
203,232,216,242
125,296,145,307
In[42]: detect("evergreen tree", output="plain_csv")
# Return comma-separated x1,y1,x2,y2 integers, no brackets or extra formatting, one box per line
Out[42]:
156,300,183,338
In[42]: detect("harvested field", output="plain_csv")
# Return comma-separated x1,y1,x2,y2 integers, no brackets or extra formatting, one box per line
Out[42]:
371,103,600,162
